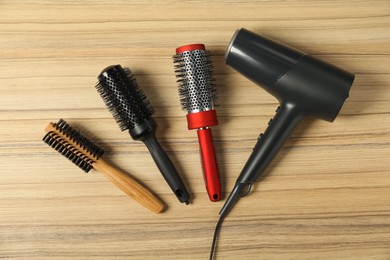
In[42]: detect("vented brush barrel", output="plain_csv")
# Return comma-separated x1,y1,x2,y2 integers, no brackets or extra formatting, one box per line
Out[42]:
174,44,221,202
174,44,217,114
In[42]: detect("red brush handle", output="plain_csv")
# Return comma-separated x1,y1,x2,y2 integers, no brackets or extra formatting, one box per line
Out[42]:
197,128,221,202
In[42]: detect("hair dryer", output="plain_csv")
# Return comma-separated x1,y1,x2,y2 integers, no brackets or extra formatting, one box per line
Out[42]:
219,28,355,219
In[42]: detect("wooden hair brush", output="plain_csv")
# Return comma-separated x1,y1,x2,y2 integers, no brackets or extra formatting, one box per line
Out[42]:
42,119,165,214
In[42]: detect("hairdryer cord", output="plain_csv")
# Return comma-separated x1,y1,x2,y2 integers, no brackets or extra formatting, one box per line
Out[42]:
210,215,224,260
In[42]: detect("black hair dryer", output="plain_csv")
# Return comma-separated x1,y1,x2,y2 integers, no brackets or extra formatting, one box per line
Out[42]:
220,28,355,218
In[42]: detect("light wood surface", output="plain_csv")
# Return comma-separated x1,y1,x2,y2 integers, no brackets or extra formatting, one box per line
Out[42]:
1,0,389,259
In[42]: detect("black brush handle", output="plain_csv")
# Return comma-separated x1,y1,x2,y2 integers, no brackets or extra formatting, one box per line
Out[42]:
143,134,190,204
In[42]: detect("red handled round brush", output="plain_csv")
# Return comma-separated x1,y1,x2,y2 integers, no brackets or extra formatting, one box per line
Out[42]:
173,44,221,202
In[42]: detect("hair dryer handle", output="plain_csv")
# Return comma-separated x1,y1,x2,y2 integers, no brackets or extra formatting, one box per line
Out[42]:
237,103,303,184
197,128,221,202
220,103,303,218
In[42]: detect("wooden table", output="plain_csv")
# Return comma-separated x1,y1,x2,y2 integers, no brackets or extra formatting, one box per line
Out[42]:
1,1,389,259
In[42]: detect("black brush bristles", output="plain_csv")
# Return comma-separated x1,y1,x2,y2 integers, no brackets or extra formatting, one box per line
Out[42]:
96,65,155,131
43,132,94,172
53,119,104,159
42,119,104,173
173,49,218,113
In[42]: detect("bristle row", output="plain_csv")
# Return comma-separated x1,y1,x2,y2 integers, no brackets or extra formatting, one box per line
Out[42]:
173,50,218,113
53,119,104,159
96,65,155,131
43,132,94,173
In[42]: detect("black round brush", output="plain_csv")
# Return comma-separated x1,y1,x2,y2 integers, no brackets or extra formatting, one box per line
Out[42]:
96,65,190,204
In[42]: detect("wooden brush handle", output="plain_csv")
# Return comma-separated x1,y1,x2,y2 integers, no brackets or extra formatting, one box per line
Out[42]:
93,159,165,214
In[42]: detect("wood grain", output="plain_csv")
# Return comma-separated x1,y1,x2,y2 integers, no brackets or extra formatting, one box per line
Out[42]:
0,0,389,259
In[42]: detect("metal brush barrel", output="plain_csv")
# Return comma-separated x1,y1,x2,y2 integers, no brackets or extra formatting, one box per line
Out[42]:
173,49,217,113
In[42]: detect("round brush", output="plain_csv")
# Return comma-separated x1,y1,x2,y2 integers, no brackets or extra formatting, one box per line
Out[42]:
96,65,190,204
173,44,221,202
42,119,165,214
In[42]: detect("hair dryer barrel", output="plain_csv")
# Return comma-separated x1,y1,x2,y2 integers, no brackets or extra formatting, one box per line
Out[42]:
225,28,304,94
225,28,355,122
